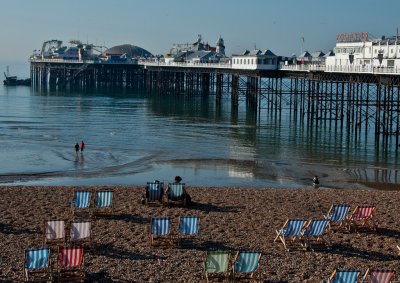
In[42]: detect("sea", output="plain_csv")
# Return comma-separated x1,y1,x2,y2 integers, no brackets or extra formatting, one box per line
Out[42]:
0,61,399,188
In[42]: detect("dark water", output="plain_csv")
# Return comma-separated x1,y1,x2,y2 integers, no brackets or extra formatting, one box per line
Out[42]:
0,62,399,188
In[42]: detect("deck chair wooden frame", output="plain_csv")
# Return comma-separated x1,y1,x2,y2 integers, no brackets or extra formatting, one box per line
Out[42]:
328,269,360,283
274,219,307,251
177,215,199,245
203,251,230,283
71,190,92,218
167,183,186,206
302,218,330,250
325,204,351,230
93,190,114,216
149,217,173,247
24,247,52,282
362,268,395,283
43,219,65,247
145,182,164,205
69,220,92,250
347,204,376,231
231,251,262,282
57,246,85,282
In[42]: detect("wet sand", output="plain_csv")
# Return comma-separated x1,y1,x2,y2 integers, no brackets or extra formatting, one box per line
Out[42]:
0,185,399,282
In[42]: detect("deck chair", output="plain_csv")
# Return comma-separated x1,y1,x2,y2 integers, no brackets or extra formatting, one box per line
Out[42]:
145,182,164,205
347,205,376,231
149,217,173,246
328,269,360,283
24,247,52,282
43,220,65,247
231,251,262,282
177,215,199,244
362,269,395,283
70,221,92,249
325,204,351,229
93,190,113,216
397,245,400,255
204,251,230,283
302,218,330,249
274,219,307,251
57,246,85,282
72,190,92,217
167,183,186,205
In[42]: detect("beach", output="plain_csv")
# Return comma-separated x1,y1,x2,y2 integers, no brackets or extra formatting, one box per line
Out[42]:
0,185,399,282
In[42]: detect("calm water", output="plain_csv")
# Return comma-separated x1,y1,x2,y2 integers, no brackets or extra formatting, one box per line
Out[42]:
1,61,399,188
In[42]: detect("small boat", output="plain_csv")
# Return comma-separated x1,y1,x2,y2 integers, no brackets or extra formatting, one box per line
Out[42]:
3,67,31,86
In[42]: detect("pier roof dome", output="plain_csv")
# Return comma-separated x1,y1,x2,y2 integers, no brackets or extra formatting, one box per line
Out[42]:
105,44,153,58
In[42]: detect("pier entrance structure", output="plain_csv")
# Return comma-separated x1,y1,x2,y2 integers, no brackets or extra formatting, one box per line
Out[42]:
30,59,400,151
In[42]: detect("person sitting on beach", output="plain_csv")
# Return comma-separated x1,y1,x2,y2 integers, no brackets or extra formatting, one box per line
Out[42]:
166,176,192,205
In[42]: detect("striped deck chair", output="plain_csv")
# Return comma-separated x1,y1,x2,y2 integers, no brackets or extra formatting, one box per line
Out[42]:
397,245,400,255
362,269,395,283
57,246,85,282
328,269,360,283
44,220,65,246
24,247,52,282
303,218,330,249
72,190,92,217
167,183,186,205
178,215,199,244
274,219,307,251
94,190,113,216
70,221,92,249
145,182,164,205
347,205,376,231
204,251,230,283
232,251,262,282
325,204,351,229
150,217,173,246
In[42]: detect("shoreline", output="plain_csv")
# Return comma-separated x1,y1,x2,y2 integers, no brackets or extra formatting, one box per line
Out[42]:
0,185,399,282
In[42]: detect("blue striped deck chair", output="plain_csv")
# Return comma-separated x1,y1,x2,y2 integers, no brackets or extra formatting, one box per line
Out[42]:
303,219,330,250
232,251,262,281
94,190,114,215
150,217,173,246
274,219,307,251
145,182,164,205
325,204,351,229
72,190,92,217
167,183,186,205
328,269,360,283
204,251,230,283
178,215,199,244
24,247,52,282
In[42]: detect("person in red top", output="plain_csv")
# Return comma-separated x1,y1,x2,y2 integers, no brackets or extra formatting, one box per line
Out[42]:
80,141,85,152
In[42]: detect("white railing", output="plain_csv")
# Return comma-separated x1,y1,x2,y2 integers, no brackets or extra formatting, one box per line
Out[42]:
279,64,400,75
279,64,325,72
138,60,232,69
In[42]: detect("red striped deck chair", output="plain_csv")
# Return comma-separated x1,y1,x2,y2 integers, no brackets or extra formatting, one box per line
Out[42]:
57,246,85,282
44,220,65,247
69,221,92,249
347,205,376,231
23,247,52,282
362,269,395,283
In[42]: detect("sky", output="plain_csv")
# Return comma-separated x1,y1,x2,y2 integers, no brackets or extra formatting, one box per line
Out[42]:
1,0,400,61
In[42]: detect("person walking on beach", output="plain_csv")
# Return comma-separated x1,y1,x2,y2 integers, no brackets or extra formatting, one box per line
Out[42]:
75,143,80,154
80,140,85,152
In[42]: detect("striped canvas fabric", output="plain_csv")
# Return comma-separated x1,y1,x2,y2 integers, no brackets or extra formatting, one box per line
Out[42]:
147,182,163,201
352,205,375,221
327,204,351,222
151,217,171,236
205,251,229,273
59,247,84,268
281,219,306,237
233,251,261,273
73,191,91,208
304,219,329,236
369,269,395,283
179,216,199,236
70,221,91,240
45,220,65,240
25,248,50,270
168,183,184,199
332,270,360,283
95,191,113,208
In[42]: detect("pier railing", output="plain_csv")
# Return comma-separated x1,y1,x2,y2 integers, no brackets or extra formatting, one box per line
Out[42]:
279,64,400,75
138,60,232,69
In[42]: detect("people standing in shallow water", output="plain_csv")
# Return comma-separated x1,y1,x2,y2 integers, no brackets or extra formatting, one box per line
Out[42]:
75,143,80,153
312,176,319,187
80,141,85,152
